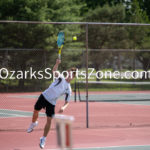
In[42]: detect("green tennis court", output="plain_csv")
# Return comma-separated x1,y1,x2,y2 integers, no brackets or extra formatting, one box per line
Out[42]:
0,109,45,118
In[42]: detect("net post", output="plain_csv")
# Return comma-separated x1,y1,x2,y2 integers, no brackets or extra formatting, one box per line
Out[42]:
85,23,89,128
74,79,76,102
77,81,81,101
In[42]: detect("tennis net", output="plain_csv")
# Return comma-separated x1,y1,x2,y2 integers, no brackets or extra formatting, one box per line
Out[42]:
76,80,150,102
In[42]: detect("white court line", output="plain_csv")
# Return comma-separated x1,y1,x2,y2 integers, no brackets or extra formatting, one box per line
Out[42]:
45,145,150,150
0,115,33,118
7,95,38,98
0,112,19,117
0,109,45,118
0,108,45,114
0,112,26,117
0,108,34,113
74,145,150,149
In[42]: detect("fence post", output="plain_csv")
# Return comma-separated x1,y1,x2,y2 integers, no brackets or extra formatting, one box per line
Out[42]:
86,23,89,128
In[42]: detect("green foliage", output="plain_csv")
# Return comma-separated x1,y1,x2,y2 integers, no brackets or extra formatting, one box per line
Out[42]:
126,0,150,74
84,1,150,79
46,0,83,22
135,0,150,20
83,0,125,9
0,0,150,91
85,4,129,72
0,0,49,21
0,0,85,90
85,4,125,22
127,0,149,23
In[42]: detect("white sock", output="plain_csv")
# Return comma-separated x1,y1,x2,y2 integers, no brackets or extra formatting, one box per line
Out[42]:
32,122,36,125
42,136,46,140
32,121,37,125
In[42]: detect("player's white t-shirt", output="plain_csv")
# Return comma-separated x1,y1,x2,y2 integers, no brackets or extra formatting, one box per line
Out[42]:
42,74,72,106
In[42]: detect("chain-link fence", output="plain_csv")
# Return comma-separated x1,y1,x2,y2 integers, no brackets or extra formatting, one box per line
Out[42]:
0,21,150,130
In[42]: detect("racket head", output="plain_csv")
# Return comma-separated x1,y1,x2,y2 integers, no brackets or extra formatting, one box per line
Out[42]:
57,31,65,48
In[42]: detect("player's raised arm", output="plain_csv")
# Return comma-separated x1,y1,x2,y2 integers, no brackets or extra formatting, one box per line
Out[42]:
52,59,61,77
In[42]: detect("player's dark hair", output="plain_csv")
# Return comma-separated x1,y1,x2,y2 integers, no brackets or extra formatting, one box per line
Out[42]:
70,67,77,77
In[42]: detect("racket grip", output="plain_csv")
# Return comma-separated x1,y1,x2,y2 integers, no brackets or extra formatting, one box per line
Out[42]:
58,54,61,60
58,49,61,60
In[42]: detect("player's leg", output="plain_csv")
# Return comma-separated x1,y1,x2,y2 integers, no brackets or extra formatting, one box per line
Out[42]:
32,109,39,123
27,110,39,133
40,117,52,149
27,94,44,133
43,117,52,137
40,101,55,149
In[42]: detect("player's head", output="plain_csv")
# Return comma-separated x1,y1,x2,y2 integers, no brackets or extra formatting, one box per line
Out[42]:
67,67,77,80
70,67,77,78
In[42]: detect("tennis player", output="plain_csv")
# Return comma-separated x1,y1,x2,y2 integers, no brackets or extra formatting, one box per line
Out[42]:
27,59,76,149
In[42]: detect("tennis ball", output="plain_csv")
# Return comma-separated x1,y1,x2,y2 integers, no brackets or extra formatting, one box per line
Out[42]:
73,36,77,41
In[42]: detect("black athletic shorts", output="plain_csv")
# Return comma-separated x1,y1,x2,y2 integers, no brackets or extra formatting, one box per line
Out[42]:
34,94,55,117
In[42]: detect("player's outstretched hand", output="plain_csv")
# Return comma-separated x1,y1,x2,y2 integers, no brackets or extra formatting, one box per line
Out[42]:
58,107,64,113
56,59,61,64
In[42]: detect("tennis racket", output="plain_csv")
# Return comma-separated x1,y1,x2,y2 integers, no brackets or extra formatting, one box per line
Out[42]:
57,31,65,59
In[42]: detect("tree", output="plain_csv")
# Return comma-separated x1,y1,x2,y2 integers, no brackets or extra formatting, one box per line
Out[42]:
83,0,126,9
84,4,129,80
127,0,150,79
0,0,54,89
0,0,85,91
138,0,150,20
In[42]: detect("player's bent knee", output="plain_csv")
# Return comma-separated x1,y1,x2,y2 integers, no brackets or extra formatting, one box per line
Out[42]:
47,117,52,124
34,110,39,114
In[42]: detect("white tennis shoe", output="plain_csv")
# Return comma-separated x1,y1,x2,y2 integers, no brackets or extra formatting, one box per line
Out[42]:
39,137,46,149
27,121,38,133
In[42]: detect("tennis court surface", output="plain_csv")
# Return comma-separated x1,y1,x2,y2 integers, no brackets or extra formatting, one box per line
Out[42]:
72,145,150,150
0,92,150,150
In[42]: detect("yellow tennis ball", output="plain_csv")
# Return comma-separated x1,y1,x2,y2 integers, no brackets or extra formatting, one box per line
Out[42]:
73,36,77,41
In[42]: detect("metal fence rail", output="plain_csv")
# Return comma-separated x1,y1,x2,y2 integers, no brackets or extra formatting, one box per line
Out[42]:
1,20,150,26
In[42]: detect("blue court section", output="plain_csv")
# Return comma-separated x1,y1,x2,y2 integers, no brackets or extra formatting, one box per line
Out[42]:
78,93,150,106
118,100,150,105
0,109,45,118
80,93,150,102
72,145,150,150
